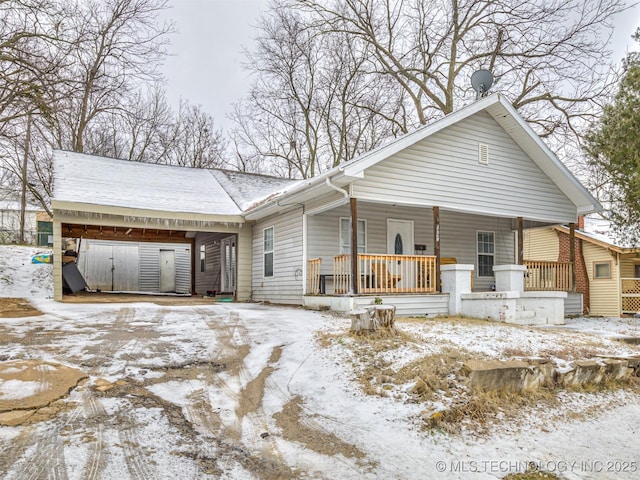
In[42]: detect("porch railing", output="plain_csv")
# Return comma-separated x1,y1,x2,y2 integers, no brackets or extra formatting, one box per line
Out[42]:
307,258,322,294
524,260,573,291
621,278,640,313
333,253,437,294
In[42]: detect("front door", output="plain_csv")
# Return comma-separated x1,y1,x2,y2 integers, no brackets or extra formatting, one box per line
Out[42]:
387,219,415,289
159,249,176,293
387,219,414,255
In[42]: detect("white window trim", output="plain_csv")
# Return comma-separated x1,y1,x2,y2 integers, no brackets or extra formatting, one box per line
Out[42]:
263,226,274,278
593,261,611,279
476,230,495,277
339,217,367,254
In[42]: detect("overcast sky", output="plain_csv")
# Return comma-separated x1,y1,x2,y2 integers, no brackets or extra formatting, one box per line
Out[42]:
160,0,640,132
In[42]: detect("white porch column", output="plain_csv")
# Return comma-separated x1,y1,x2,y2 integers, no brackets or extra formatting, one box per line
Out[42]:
236,226,253,301
493,264,526,292
441,264,474,315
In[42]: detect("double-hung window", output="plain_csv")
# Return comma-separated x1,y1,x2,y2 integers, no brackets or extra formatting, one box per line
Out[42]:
477,231,495,277
340,218,366,254
263,227,274,277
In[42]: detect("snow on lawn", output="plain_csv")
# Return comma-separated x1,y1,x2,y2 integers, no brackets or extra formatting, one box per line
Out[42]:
1,245,640,479
0,245,52,299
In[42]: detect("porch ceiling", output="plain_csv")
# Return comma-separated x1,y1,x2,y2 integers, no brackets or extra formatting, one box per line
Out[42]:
62,223,190,243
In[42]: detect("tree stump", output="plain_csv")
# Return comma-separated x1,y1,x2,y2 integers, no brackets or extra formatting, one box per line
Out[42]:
350,305,396,334
367,305,396,331
350,309,376,333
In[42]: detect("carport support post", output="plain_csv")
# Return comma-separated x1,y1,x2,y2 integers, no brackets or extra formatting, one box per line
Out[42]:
236,227,253,301
190,237,196,295
433,206,440,292
350,197,358,294
53,220,63,301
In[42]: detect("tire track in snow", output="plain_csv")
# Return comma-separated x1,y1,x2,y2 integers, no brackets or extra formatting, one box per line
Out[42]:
78,306,159,480
77,389,107,480
189,308,294,476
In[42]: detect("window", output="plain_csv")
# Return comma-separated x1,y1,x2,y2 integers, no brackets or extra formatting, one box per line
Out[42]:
594,261,611,279
263,227,274,277
200,245,206,273
477,231,495,277
340,218,366,254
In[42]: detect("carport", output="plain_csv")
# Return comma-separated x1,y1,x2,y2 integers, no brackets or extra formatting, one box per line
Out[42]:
51,151,254,301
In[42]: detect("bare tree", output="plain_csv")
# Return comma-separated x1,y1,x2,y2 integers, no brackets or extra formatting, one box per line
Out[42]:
291,0,624,133
48,0,173,154
231,4,405,177
0,0,64,127
159,98,227,169
233,0,627,177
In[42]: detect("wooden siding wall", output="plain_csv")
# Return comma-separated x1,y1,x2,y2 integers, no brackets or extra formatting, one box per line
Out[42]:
583,242,619,316
523,227,559,262
194,232,225,295
351,111,577,223
307,203,514,291
252,207,304,304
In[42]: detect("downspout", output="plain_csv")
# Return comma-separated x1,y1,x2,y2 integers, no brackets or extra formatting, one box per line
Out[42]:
325,177,349,199
326,177,353,293
302,212,307,295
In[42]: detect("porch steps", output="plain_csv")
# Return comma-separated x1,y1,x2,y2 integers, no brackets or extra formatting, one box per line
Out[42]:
512,307,547,326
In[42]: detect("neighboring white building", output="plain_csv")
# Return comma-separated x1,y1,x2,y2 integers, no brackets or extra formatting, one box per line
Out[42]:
0,190,40,244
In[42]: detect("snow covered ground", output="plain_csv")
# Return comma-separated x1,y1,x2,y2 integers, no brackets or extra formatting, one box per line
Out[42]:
1,245,640,479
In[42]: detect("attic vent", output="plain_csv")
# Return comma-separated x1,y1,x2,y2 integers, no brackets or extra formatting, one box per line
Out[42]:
478,143,489,165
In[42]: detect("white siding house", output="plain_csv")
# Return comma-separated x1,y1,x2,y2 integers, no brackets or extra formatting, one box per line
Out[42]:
244,94,599,315
251,208,305,305
52,94,600,318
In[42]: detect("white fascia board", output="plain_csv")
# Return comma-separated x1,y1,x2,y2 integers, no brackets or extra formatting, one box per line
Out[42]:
51,200,245,224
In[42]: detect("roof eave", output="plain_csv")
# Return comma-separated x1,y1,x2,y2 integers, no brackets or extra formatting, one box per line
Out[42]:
242,170,362,220
552,225,640,253
52,200,245,224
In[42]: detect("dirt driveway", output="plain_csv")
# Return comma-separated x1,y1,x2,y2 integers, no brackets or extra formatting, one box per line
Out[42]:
0,300,364,480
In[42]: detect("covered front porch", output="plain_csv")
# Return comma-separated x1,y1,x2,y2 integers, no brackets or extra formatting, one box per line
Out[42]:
301,196,579,319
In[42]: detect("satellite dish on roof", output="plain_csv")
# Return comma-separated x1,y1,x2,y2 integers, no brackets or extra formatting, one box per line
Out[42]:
471,69,494,99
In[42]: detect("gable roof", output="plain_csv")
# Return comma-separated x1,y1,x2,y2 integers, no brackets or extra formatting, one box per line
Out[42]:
52,151,297,218
244,93,600,219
